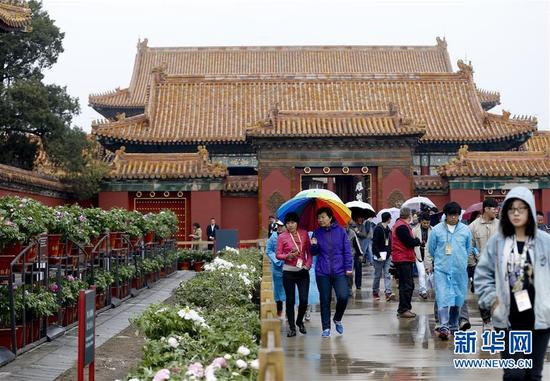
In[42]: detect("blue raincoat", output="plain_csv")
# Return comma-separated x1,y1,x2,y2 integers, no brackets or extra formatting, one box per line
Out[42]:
427,221,472,308
266,232,285,302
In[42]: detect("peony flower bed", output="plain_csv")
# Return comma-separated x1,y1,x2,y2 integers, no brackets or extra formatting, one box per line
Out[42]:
128,248,262,380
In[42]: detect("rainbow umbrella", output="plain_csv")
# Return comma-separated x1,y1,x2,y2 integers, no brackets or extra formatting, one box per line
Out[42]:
276,189,352,231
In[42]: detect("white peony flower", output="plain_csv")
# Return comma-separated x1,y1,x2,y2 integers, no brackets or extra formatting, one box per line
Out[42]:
224,354,232,360
237,345,251,356
167,337,178,348
249,359,259,369
236,359,247,369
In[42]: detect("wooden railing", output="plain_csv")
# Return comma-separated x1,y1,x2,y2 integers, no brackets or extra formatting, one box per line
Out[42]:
258,248,284,381
176,239,267,250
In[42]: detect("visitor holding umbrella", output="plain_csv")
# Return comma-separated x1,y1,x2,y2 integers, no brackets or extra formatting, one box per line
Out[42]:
276,212,312,337
311,207,353,338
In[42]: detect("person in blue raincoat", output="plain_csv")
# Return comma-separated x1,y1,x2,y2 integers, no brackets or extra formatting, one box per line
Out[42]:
266,220,286,317
427,201,472,340
296,232,320,322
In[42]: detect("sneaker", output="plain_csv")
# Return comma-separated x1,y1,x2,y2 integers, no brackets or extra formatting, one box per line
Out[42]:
459,318,471,331
334,320,344,334
304,312,311,321
434,324,441,332
397,310,416,318
321,329,331,338
356,287,361,290
385,293,395,302
438,327,450,340
373,291,380,301
287,329,296,337
297,323,307,334
419,292,428,300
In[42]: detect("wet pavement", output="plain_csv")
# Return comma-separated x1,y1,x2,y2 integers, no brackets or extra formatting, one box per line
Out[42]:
282,266,550,380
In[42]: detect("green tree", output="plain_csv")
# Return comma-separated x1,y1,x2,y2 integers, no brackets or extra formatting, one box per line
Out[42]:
0,0,82,170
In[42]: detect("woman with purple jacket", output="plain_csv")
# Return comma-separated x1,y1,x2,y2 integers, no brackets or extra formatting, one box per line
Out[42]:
311,207,353,337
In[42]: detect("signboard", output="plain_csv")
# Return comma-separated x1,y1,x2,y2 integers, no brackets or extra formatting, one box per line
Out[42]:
78,288,95,381
215,229,239,251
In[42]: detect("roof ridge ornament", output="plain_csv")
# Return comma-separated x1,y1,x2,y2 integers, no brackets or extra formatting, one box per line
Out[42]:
458,144,469,161
457,59,474,77
436,37,447,49
137,38,149,50
502,110,510,120
115,112,126,121
197,145,209,162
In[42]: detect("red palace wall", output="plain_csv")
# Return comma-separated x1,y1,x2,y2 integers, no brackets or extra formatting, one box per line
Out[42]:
449,189,480,210
0,188,67,207
98,191,130,210
541,189,550,224
259,168,292,235
190,191,221,240
423,194,450,211
221,196,259,240
381,168,412,209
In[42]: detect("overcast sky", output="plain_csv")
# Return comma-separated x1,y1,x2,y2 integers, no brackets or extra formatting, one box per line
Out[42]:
41,0,549,133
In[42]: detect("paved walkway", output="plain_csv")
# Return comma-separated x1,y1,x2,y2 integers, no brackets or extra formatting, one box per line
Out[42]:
283,266,550,381
0,271,194,381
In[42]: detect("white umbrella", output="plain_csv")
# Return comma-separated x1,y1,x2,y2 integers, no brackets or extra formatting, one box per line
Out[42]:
402,196,436,211
345,201,376,218
372,207,400,229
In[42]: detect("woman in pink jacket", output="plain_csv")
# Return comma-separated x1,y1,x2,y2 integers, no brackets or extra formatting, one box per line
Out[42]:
276,212,312,337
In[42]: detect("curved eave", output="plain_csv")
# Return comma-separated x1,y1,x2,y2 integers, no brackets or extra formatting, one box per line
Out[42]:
95,134,247,145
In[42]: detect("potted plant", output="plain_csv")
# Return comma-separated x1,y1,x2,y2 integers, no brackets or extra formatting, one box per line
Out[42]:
89,269,114,309
82,207,109,251
125,211,147,247
104,208,128,249
142,213,156,243
0,285,24,351
45,205,93,260
0,196,48,264
112,264,135,298
192,250,211,272
177,249,193,270
153,210,178,242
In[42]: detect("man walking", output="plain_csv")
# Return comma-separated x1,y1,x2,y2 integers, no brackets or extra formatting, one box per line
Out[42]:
469,198,499,288
267,215,278,238
206,217,219,250
372,212,394,301
428,202,472,340
537,211,550,233
391,207,421,318
412,212,431,300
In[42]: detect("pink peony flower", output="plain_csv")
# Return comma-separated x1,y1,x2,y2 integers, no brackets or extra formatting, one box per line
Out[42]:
153,368,170,381
67,275,75,282
186,362,204,378
49,284,59,293
211,357,227,369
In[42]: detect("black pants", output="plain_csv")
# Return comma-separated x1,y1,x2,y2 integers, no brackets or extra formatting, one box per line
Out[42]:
354,256,363,289
282,269,310,330
467,265,476,292
395,262,414,313
498,328,550,381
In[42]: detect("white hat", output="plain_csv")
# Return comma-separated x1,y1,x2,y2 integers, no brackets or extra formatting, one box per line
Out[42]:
275,220,284,226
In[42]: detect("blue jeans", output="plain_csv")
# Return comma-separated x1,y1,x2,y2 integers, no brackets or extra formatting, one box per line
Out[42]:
363,239,373,264
372,257,392,294
434,301,469,323
316,275,349,330
438,305,460,331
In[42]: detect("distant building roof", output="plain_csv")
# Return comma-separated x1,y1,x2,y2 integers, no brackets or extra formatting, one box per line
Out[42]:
92,71,535,145
0,163,68,193
90,37,455,109
224,176,258,192
521,131,550,152
0,0,31,32
439,145,550,177
107,146,227,179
